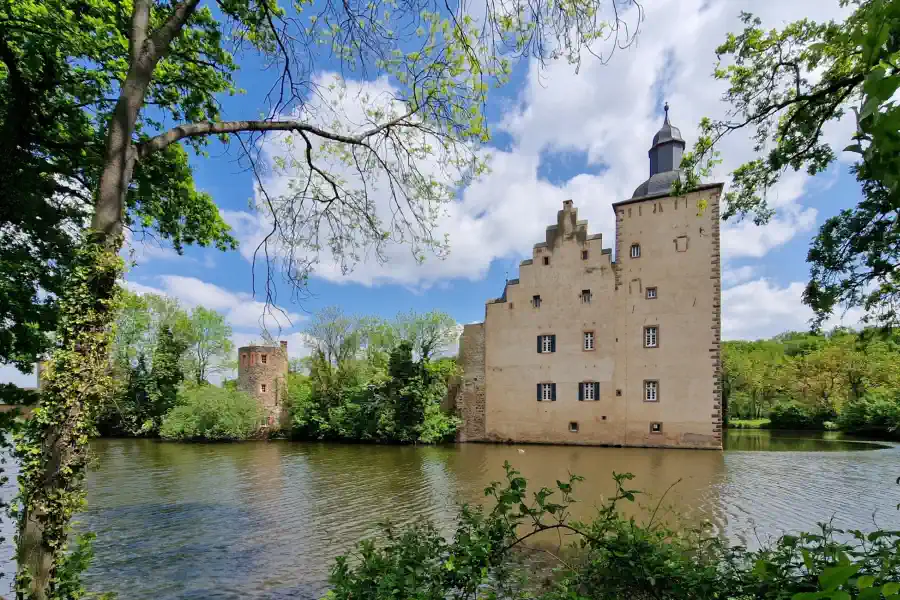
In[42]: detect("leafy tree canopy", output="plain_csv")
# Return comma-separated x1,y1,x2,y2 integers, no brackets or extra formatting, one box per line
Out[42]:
677,0,900,328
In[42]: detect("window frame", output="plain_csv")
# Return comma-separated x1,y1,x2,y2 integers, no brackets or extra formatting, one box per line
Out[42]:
650,422,663,434
261,353,268,364
568,421,579,433
260,383,268,393
583,331,595,351
542,256,550,266
581,289,592,304
581,250,589,260
646,287,657,299
537,382,557,402
538,334,556,354
630,243,641,258
644,325,659,348
532,294,542,308
579,381,599,401
644,380,659,403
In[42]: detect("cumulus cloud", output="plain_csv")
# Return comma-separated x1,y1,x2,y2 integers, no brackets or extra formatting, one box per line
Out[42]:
723,279,863,340
218,0,854,297
125,275,304,332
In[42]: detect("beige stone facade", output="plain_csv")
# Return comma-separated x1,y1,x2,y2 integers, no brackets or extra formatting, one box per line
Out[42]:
237,341,289,426
456,112,723,449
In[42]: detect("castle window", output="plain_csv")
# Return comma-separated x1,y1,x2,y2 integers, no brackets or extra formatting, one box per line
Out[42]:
644,380,659,402
543,256,550,266
532,295,542,308
650,422,663,434
241,353,248,366
537,383,556,401
569,421,579,432
581,289,592,304
250,353,256,366
260,383,267,393
579,382,599,401
583,331,594,351
630,243,641,258
644,326,658,348
538,334,556,354
261,354,268,364
646,287,657,299
582,250,589,260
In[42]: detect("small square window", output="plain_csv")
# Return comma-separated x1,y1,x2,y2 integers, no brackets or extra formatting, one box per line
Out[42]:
616,389,622,397
582,250,589,260
543,256,550,266
630,243,641,258
583,331,594,351
601,415,607,421
261,354,268,364
260,383,268,393
644,380,659,402
569,421,579,433
581,289,592,304
644,326,658,348
650,422,663,434
532,295,542,308
646,287,657,299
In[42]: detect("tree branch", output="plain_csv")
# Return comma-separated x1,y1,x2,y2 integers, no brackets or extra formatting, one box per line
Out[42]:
130,0,152,65
136,105,422,159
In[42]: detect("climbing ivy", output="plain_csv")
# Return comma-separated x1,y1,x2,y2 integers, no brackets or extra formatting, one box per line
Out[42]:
9,238,123,599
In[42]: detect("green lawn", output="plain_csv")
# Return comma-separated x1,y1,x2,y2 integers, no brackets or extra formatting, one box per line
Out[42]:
727,418,771,429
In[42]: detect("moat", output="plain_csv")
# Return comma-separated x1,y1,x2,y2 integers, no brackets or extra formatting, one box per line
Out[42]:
2,431,899,599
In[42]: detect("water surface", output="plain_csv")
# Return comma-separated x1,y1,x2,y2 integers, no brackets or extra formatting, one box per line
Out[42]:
2,431,898,599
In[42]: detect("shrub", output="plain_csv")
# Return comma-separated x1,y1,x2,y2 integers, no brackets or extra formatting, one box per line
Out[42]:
838,392,900,438
160,384,262,441
767,402,835,430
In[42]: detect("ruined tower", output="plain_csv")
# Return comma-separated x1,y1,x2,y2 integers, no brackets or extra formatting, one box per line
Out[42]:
237,341,289,426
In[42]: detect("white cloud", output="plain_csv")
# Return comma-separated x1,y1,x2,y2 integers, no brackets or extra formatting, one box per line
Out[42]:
722,265,759,288
126,276,305,332
219,0,855,292
722,278,863,340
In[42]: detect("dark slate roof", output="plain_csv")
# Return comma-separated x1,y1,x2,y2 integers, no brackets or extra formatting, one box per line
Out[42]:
631,169,682,199
652,121,685,147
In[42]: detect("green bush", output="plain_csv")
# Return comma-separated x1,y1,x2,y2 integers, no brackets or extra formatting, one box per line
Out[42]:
767,402,835,430
160,384,262,441
838,392,900,438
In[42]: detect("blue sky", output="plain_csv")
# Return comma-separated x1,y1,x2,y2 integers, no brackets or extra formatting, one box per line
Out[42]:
1,0,864,387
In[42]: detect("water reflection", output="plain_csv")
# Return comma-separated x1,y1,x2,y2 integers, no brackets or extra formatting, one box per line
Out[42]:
1,434,897,600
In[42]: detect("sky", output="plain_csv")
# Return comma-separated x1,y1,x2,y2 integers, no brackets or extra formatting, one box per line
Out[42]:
0,0,865,387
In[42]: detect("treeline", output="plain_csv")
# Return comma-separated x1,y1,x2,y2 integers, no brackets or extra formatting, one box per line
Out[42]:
98,291,260,440
285,306,461,444
723,328,900,437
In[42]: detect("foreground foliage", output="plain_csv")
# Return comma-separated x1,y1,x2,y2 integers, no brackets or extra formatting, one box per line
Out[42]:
329,463,900,600
159,384,262,441
723,328,900,437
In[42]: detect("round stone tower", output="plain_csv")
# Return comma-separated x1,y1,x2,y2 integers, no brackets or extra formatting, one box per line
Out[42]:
237,341,289,426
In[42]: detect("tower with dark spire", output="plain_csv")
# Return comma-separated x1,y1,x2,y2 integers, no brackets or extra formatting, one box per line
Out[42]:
631,102,687,198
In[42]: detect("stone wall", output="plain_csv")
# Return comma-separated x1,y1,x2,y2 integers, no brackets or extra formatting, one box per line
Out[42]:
455,323,486,442
237,343,289,426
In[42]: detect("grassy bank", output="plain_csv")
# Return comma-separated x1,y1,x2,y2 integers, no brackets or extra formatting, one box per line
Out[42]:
727,418,771,429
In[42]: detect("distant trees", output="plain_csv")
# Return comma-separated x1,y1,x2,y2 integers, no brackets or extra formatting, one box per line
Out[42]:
288,307,461,443
99,291,233,436
723,329,900,436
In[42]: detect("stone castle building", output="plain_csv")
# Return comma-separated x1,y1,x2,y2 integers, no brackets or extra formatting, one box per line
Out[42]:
238,341,289,426
455,108,724,449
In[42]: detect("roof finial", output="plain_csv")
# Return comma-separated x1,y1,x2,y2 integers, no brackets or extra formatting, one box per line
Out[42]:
663,101,670,124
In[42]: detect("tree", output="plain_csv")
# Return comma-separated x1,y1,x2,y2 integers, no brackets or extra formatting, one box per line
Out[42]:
304,306,361,367
395,310,459,361
677,0,900,327
185,307,233,384
4,0,640,594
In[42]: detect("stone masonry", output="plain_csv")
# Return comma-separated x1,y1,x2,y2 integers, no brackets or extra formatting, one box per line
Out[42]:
237,341,289,426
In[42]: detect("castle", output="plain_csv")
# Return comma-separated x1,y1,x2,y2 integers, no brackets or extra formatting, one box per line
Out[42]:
237,341,289,426
455,108,723,449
